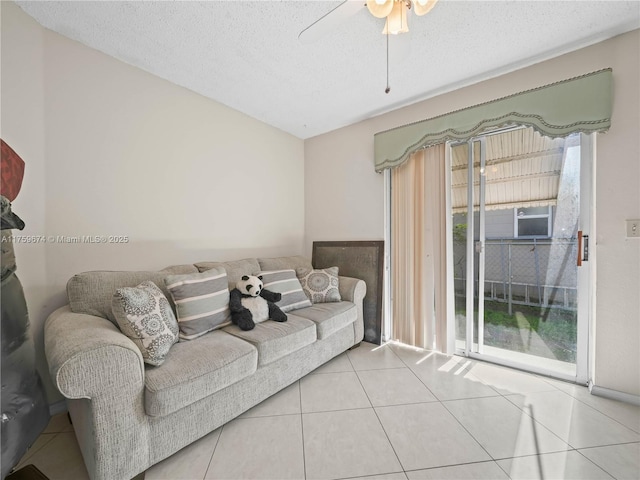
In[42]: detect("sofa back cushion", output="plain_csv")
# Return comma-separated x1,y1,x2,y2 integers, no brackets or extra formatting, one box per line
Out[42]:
195,258,260,290
258,256,312,272
67,264,198,324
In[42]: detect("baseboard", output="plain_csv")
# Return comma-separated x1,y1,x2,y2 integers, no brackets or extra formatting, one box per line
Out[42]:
589,383,640,406
48,400,67,416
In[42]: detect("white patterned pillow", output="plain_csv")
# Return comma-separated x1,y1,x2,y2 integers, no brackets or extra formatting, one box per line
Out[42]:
112,281,179,366
258,269,312,312
296,267,341,304
164,267,231,340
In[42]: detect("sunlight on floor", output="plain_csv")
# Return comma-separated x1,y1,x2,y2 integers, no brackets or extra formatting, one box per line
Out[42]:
455,360,472,375
438,357,463,373
415,351,434,364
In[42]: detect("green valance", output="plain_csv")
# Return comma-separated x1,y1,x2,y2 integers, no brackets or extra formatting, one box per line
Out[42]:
374,68,612,172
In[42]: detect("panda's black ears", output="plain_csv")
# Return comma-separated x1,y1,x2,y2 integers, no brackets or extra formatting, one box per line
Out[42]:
258,275,263,280
241,275,249,281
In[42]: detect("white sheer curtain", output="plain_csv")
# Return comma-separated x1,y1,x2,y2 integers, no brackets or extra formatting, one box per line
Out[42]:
391,144,448,351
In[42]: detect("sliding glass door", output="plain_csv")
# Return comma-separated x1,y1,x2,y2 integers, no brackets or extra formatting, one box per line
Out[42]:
449,126,592,383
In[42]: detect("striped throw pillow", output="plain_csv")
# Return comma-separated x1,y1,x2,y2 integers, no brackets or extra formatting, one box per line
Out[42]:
259,269,312,313
164,267,231,340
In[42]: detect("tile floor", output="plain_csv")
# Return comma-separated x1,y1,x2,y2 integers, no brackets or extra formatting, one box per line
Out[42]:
15,341,640,480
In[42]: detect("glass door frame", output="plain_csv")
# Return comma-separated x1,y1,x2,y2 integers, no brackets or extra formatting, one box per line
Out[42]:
446,127,593,385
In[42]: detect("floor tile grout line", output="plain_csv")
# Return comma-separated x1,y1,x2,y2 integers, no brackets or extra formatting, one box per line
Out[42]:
202,423,224,480
298,380,308,480
350,366,411,372
458,363,503,398
347,342,405,371
15,432,59,467
495,461,512,479
308,368,354,376
510,397,583,451
368,402,407,473
554,390,640,434
390,344,509,400
577,440,640,451
502,389,640,445
391,344,416,370
349,347,406,474
572,448,617,479
494,448,617,480
442,394,573,455
402,361,501,404
534,373,585,392
369,398,442,408
398,344,580,401
402,458,505,475
307,369,355,377
352,370,374,410
403,362,439,401
390,345,451,403
237,411,302,420
331,468,406,480
489,446,577,462
352,346,507,475
437,399,497,464
571,440,640,455
344,348,357,375
302,405,383,416
540,369,640,431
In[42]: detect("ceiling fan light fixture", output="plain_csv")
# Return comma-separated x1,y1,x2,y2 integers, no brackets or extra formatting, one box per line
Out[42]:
413,0,438,16
367,0,394,19
382,1,409,35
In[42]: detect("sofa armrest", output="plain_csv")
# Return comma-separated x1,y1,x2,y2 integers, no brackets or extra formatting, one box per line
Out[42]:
338,276,366,343
338,276,366,304
45,306,144,399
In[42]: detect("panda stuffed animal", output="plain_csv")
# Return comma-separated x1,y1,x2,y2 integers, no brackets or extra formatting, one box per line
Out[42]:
229,275,287,331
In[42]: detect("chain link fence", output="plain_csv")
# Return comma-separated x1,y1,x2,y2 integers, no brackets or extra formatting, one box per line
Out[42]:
454,238,578,314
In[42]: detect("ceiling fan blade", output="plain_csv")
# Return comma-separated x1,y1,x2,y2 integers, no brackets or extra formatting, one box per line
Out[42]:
299,0,365,44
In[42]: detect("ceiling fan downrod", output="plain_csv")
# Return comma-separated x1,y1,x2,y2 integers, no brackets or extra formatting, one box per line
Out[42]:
385,30,391,94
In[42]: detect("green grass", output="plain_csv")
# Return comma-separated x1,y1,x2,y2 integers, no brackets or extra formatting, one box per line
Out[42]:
457,301,578,363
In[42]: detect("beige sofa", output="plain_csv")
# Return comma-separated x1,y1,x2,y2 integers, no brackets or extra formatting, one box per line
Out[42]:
44,256,366,480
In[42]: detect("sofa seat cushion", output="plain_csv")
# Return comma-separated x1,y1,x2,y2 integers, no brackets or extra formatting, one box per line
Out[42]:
223,317,316,366
291,301,357,340
144,330,257,417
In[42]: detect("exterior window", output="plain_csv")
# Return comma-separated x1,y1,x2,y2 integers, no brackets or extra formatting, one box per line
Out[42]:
514,206,552,238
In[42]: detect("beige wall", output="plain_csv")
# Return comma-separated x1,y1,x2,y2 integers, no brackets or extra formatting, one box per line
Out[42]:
3,1,638,403
305,30,640,397
2,2,305,403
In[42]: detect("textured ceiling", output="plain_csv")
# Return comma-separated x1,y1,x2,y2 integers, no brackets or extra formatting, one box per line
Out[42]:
15,1,640,139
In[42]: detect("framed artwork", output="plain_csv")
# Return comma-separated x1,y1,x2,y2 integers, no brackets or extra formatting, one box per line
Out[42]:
312,240,384,344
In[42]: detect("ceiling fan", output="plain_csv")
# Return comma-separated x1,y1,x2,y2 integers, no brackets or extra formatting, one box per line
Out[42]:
299,0,438,42
299,0,439,92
